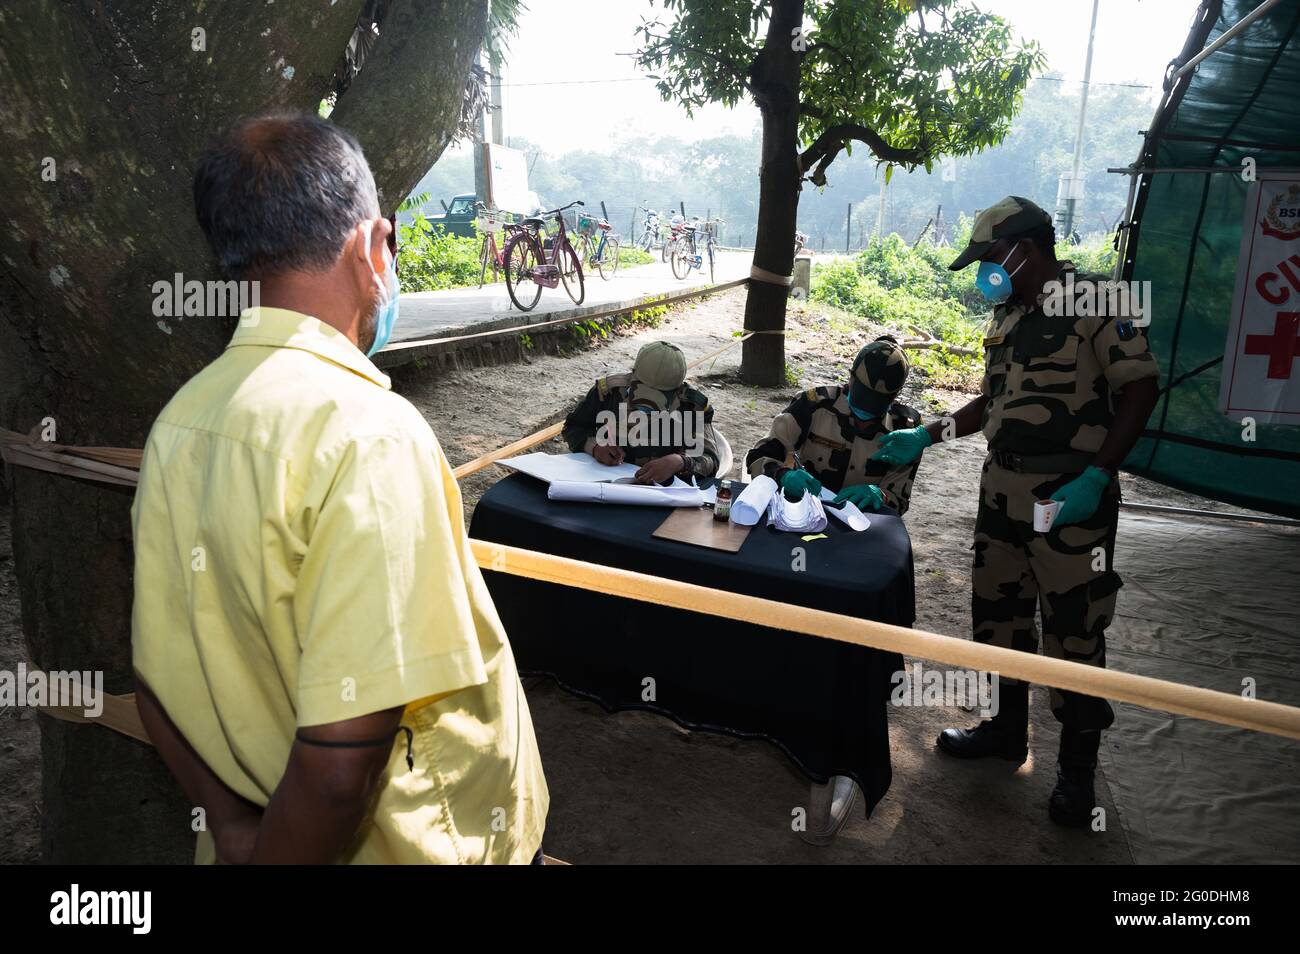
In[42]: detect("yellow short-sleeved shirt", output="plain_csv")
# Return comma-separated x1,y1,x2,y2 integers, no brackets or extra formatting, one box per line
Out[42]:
130,307,548,864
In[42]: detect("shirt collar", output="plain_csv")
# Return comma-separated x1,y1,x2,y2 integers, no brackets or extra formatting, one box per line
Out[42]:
227,307,392,390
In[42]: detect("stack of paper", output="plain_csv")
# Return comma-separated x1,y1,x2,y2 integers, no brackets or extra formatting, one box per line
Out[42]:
767,488,828,533
729,474,870,532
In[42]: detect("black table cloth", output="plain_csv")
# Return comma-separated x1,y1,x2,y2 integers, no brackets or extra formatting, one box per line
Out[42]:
468,472,915,816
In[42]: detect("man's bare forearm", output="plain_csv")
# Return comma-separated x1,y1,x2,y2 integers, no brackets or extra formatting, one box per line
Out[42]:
925,394,988,445
250,706,403,864
134,674,263,859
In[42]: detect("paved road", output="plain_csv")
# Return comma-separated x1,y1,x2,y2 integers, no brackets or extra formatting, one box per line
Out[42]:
393,248,752,344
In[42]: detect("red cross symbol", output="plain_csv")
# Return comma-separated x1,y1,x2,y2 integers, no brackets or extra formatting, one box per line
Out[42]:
1245,312,1300,379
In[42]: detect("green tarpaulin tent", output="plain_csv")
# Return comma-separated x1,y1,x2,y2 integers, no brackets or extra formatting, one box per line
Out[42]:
1119,0,1300,517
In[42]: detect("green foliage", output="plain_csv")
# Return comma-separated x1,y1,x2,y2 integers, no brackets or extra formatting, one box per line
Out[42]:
635,0,1044,181
811,228,1118,390
395,212,481,292
619,245,655,267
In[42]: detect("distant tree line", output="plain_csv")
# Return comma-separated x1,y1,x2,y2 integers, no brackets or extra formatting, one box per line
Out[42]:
412,74,1154,252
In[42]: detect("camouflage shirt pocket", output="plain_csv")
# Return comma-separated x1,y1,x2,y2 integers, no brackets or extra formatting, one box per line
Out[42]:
1016,330,1080,395
983,341,1013,397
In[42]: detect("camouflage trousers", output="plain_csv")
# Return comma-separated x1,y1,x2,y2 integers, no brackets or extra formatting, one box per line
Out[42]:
971,456,1121,731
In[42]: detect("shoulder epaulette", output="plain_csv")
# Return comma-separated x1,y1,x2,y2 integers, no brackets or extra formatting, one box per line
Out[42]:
596,371,633,399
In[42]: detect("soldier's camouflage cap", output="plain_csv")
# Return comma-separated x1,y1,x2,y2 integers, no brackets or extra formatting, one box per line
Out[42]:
948,196,1053,271
632,340,687,391
849,335,909,416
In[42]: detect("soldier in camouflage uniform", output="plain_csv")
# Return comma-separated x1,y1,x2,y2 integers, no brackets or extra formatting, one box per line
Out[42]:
746,336,924,515
872,197,1160,827
563,340,727,483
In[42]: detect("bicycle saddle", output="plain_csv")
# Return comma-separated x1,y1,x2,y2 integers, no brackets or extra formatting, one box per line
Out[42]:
521,216,545,229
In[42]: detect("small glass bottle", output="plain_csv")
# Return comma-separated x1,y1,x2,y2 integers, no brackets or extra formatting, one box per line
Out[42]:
714,481,733,521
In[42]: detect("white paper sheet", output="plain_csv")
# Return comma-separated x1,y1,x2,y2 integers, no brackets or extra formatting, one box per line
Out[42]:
547,479,705,507
818,488,871,532
499,451,640,484
731,475,776,525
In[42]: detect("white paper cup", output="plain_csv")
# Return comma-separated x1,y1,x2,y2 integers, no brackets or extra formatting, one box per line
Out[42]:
1033,499,1061,532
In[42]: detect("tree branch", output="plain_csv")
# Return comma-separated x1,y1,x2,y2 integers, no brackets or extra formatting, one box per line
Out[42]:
798,122,928,186
639,30,757,98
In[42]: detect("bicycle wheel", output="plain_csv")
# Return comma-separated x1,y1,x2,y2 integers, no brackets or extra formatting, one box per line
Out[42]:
478,237,492,288
662,236,672,263
670,244,689,280
557,242,585,305
603,235,620,279
504,234,543,311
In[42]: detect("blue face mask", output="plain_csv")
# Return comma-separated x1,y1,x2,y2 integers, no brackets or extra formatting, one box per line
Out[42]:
365,228,400,358
975,243,1027,302
847,392,876,421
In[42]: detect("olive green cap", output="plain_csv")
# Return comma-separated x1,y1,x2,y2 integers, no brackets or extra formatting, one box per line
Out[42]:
632,340,687,391
949,196,1053,270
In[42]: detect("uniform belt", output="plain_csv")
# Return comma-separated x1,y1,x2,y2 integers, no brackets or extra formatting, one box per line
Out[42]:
990,450,1095,474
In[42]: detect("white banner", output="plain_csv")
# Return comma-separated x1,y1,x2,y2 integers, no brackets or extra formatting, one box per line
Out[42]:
1220,174,1300,424
484,142,531,216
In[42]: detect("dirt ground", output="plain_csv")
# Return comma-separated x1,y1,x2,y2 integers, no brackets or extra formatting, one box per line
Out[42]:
0,287,1259,864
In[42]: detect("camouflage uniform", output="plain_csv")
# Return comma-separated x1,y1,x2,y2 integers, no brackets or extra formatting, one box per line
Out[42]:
746,388,923,514
746,335,922,514
562,372,722,479
974,262,1158,729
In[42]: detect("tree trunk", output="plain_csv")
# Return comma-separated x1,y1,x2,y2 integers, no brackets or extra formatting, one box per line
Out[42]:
740,0,805,386
0,0,487,863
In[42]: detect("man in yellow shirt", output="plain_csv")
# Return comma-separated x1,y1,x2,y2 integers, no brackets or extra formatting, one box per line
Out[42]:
130,111,548,864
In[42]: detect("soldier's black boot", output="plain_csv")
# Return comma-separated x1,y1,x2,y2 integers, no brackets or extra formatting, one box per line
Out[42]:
936,681,1029,764
1049,727,1101,827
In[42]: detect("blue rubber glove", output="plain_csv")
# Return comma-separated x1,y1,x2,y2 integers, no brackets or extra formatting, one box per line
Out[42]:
1049,466,1111,527
834,483,886,511
871,425,933,466
779,468,822,501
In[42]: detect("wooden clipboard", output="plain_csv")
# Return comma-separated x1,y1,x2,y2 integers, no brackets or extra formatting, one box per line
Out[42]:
652,507,752,552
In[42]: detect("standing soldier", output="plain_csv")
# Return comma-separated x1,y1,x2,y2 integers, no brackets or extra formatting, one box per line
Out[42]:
746,335,924,515
872,197,1159,826
563,340,730,483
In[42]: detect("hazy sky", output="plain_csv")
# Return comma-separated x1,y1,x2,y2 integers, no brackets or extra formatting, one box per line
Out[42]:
482,0,1200,155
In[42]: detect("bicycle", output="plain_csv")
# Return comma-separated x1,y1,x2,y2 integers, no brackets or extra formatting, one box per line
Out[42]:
503,200,585,311
635,203,661,253
475,202,520,288
575,209,621,281
670,217,721,283
662,211,686,263
794,229,808,257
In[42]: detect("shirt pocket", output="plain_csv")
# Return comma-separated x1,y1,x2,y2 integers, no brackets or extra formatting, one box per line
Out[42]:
983,341,1013,397
1015,331,1080,395
803,413,850,475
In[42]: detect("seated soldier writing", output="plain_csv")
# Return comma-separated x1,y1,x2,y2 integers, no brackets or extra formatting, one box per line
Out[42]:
562,340,727,484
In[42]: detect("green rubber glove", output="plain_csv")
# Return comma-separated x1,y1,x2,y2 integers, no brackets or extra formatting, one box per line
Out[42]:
833,483,886,511
779,468,822,501
1049,466,1111,527
871,425,933,466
